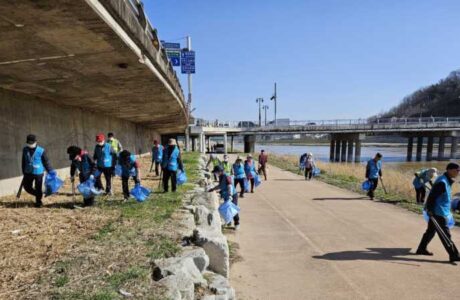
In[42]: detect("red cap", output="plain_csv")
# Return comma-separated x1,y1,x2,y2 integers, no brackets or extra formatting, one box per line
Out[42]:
96,133,105,142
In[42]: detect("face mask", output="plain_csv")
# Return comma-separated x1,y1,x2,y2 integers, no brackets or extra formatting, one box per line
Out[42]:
27,142,37,148
97,141,104,146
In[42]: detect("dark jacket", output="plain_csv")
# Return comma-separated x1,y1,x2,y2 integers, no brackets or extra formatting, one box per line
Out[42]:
22,147,52,174
71,151,97,178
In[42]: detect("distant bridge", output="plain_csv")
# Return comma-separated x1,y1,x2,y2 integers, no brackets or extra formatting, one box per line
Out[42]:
189,117,460,162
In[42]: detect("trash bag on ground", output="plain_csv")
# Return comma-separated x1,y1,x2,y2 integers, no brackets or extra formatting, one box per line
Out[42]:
254,174,262,187
218,200,240,224
130,184,151,202
244,178,250,192
313,167,321,177
361,180,373,191
177,170,187,185
45,172,64,196
77,176,102,198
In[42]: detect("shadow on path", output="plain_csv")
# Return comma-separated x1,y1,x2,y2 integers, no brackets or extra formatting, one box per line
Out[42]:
313,248,453,265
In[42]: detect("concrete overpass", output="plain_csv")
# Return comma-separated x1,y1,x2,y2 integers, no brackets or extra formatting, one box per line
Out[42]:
0,0,188,195
189,117,460,162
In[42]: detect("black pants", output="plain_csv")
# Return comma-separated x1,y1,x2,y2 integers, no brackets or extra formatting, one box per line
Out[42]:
367,178,379,198
231,193,240,226
95,167,112,193
163,169,177,192
154,161,161,176
415,187,426,204
79,173,94,206
122,176,140,199
258,165,267,180
23,173,43,205
417,215,459,259
248,178,255,192
234,178,245,196
305,167,313,180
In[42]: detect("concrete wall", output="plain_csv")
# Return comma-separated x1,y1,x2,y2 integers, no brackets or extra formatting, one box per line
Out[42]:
0,89,160,196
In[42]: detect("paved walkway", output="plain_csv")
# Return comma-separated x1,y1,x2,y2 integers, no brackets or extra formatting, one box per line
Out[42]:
228,164,460,299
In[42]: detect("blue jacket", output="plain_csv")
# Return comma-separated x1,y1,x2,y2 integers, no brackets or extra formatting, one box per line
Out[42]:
412,169,433,189
219,174,236,201
366,159,382,179
431,175,452,218
244,160,256,179
233,163,246,179
22,146,46,175
152,145,163,163
162,145,180,171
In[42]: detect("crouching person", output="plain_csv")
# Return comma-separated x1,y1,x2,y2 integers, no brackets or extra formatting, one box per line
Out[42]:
67,146,97,207
209,166,240,230
118,150,141,201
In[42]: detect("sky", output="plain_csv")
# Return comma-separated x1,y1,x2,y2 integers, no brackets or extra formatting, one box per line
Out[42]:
144,0,460,122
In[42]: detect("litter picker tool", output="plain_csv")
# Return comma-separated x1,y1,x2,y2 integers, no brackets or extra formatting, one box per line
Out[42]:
149,161,154,173
379,176,388,194
16,178,24,200
157,169,163,189
430,215,458,256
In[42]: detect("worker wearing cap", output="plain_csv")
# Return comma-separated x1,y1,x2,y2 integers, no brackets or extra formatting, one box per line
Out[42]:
209,165,240,230
161,138,183,192
107,132,123,153
93,133,117,194
151,140,163,176
21,134,54,207
258,150,268,181
413,168,438,204
416,162,460,262
244,154,257,193
232,156,246,198
365,153,383,200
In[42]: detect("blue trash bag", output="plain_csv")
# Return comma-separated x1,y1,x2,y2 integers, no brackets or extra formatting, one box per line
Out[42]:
313,168,321,177
130,184,151,202
361,180,373,191
244,178,250,192
77,176,102,198
254,174,262,187
218,200,240,225
177,170,187,185
45,172,64,196
423,210,455,229
114,165,122,177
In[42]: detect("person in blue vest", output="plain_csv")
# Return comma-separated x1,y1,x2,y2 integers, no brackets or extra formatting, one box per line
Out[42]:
21,134,54,207
416,163,460,262
67,146,97,207
232,156,246,198
365,153,383,200
244,154,257,193
413,168,437,204
151,140,163,176
210,165,240,230
93,133,117,195
161,138,183,193
118,150,141,201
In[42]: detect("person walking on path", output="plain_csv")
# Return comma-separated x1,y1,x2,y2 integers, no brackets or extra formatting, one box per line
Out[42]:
93,133,117,195
365,153,383,200
210,165,240,230
416,163,460,262
21,134,54,208
232,156,247,198
413,168,438,204
222,154,232,175
299,152,308,174
118,150,141,201
161,138,183,193
107,132,123,153
258,149,268,180
244,154,257,193
67,146,97,207
304,153,316,181
151,140,163,176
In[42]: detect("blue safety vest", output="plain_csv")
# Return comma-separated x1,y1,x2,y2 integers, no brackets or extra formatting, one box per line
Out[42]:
152,145,163,163
244,161,256,178
163,146,180,171
96,143,113,168
23,146,45,175
233,163,246,179
433,175,452,218
120,154,137,177
412,169,432,189
219,174,236,201
367,159,382,179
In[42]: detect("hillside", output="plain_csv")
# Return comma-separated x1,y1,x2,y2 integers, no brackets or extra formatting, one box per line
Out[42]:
379,69,460,118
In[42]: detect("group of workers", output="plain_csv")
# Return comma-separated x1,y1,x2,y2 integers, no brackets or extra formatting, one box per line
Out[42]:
21,133,182,208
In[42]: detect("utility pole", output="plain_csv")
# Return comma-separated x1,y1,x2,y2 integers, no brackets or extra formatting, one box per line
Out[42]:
262,105,269,126
185,36,192,151
256,98,264,127
270,82,277,126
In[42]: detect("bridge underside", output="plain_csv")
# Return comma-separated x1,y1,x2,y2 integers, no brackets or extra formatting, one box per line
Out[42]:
0,0,187,133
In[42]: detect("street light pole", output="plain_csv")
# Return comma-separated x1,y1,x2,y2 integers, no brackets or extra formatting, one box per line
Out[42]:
270,82,277,126
263,105,269,126
256,98,264,127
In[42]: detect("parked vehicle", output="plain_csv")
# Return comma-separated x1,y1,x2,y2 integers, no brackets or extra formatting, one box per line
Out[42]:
215,143,225,153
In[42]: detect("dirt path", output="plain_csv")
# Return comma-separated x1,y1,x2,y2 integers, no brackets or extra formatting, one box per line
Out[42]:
228,163,460,300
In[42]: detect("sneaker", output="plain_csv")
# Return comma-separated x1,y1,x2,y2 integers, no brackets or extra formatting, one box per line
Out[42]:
240,194,244,198
450,255,460,262
416,249,433,256
235,225,240,231
123,197,129,202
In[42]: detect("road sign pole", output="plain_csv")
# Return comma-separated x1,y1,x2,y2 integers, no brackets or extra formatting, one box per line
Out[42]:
185,35,192,151
274,82,277,126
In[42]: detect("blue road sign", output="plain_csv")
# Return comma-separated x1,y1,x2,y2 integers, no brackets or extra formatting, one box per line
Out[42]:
181,50,195,74
161,41,180,49
166,50,181,66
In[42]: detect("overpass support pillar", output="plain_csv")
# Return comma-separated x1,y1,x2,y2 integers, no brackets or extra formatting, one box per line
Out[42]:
438,136,446,161
354,139,362,163
335,139,341,162
199,133,206,154
191,137,197,152
426,137,434,161
451,136,458,159
341,140,347,162
230,136,234,153
416,137,423,162
223,133,228,154
406,137,413,162
329,138,335,162
244,135,256,153
185,128,190,152
347,140,354,162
